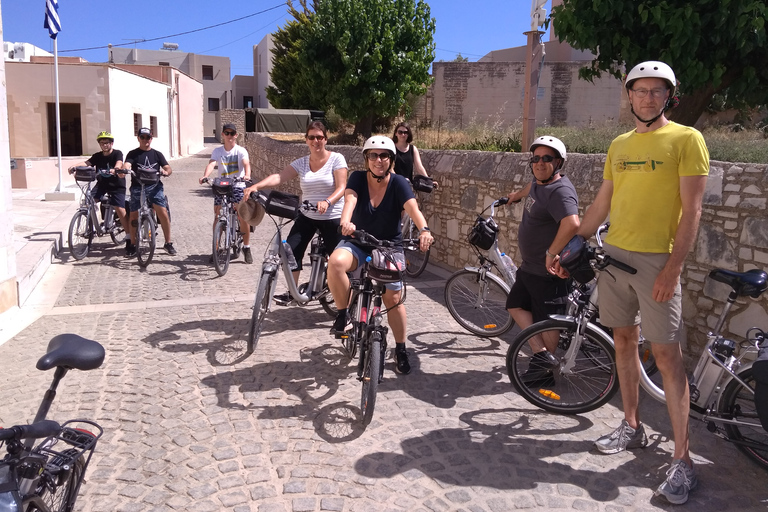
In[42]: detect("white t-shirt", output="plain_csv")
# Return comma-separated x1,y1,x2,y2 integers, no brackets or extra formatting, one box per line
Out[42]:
290,152,347,220
211,144,249,187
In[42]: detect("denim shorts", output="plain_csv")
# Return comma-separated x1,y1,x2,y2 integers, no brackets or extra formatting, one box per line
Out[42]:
336,240,403,291
129,183,167,212
213,185,244,206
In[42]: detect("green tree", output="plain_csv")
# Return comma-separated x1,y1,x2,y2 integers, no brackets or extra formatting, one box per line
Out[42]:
266,1,323,110
297,0,436,137
552,0,767,126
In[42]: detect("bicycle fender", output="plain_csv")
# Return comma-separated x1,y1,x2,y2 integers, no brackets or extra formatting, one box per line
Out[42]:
547,315,616,348
461,267,511,293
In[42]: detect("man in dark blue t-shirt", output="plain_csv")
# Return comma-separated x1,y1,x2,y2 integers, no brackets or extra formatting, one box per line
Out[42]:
121,127,176,256
326,136,434,376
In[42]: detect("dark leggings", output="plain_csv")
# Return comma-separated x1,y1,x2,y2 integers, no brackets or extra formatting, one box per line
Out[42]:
285,213,341,271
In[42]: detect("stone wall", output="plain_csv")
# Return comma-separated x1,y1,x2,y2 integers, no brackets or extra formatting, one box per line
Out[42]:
242,133,768,357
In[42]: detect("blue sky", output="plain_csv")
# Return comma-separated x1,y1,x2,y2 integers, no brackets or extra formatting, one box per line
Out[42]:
2,1,551,78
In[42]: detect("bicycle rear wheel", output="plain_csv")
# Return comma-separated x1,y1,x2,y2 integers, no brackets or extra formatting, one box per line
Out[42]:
444,270,514,337
720,368,768,470
247,269,276,354
37,450,85,512
68,210,92,260
212,220,230,276
403,215,430,278
136,215,156,268
506,318,619,414
360,334,382,426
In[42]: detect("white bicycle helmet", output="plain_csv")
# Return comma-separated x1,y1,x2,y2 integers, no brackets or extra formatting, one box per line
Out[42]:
530,136,567,160
625,61,676,91
363,135,396,157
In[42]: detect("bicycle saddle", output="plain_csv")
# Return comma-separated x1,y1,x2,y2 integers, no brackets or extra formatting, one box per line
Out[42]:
36,334,105,371
709,268,768,298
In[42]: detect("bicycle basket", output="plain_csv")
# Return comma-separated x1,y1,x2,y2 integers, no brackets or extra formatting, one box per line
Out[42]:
412,175,434,194
212,177,233,196
467,217,498,250
137,169,160,184
265,190,300,219
559,235,596,284
367,248,405,283
74,167,97,182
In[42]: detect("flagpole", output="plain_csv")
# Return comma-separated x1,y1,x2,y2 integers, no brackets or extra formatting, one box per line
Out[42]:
54,36,62,192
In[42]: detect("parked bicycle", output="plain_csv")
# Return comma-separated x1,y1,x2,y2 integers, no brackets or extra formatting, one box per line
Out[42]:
506,230,768,470
401,175,435,278
67,166,126,260
123,168,170,268
201,176,249,276
444,197,518,337
337,229,406,426
246,190,336,353
0,334,105,511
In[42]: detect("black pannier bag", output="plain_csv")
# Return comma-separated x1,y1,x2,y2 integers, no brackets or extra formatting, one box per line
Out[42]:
467,217,498,251
212,177,233,196
559,235,596,284
265,190,300,219
412,175,434,193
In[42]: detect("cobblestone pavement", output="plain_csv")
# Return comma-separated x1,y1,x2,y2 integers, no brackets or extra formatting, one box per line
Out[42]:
2,147,767,511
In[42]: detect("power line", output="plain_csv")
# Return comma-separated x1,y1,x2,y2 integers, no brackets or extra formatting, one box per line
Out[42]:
59,3,286,53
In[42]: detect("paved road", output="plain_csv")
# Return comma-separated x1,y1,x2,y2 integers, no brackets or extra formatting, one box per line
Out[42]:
1,146,767,511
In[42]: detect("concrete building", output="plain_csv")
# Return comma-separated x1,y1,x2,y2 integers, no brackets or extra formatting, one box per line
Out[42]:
109,45,229,138
231,33,274,111
3,41,52,62
0,12,16,314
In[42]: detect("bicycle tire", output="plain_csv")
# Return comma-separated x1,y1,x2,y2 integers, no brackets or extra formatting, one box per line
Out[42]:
136,215,156,268
361,335,382,426
444,269,514,337
341,291,360,359
109,223,126,245
403,215,430,278
212,220,230,277
506,318,619,414
247,270,275,354
719,367,768,470
68,210,92,260
38,450,85,512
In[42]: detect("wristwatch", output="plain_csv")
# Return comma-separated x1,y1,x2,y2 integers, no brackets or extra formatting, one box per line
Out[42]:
420,227,431,234
546,249,556,258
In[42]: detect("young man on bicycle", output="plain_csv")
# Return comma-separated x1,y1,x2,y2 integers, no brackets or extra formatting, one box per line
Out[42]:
200,123,253,264
121,128,176,256
68,131,129,246
505,136,579,386
326,136,433,375
571,61,709,504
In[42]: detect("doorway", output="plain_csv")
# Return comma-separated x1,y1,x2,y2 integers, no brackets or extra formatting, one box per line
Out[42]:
47,103,83,156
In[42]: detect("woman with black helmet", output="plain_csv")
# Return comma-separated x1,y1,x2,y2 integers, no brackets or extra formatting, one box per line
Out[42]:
326,135,433,375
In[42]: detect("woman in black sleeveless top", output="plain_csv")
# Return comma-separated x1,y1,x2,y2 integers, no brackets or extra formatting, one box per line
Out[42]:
392,122,436,187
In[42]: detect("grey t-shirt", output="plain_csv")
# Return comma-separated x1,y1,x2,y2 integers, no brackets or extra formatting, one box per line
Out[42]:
517,175,579,276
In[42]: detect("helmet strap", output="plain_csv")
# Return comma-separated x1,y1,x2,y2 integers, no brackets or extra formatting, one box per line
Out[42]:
368,168,386,183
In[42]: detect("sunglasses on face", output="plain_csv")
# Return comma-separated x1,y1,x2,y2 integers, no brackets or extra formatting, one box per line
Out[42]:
139,135,152,141
397,130,409,135
223,131,236,136
530,155,556,164
366,152,391,161
306,135,326,141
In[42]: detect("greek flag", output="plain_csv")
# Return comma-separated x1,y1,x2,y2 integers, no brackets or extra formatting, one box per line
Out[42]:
44,0,61,39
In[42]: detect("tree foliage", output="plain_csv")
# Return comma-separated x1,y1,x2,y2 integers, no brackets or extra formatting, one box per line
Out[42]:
552,0,768,126
293,0,435,137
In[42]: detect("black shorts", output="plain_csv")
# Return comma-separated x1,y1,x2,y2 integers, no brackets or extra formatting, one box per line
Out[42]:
285,213,341,271
505,269,569,323
91,182,126,208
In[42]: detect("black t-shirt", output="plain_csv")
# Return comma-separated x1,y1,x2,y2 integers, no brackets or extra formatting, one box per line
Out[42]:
394,145,414,182
346,170,414,246
125,148,169,189
87,150,125,190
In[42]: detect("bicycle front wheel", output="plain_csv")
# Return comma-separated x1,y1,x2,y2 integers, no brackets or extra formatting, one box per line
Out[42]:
247,269,276,354
68,210,92,260
444,270,514,337
506,319,619,414
108,209,126,245
720,368,768,470
212,220,230,277
403,216,430,278
360,334,382,426
137,215,156,268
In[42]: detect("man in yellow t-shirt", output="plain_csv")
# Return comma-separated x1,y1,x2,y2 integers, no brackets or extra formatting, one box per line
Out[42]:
575,61,708,505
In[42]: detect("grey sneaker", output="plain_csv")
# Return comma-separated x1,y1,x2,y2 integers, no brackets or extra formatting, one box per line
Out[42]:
594,419,648,454
655,459,697,505
243,247,253,264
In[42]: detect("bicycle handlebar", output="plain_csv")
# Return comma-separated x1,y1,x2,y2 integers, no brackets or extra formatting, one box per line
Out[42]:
345,229,397,249
0,420,61,442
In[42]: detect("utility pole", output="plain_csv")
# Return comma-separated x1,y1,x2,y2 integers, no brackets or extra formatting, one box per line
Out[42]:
522,0,547,151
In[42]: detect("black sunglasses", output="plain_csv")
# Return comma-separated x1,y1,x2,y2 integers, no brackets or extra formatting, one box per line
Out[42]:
139,135,152,140
306,135,326,141
530,155,556,164
223,131,236,136
397,130,409,135
366,152,391,161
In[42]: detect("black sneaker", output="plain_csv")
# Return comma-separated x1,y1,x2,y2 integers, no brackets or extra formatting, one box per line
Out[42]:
273,292,292,306
521,351,557,387
208,254,214,264
244,247,253,264
164,242,177,256
395,344,411,374
125,242,136,257
330,311,347,337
